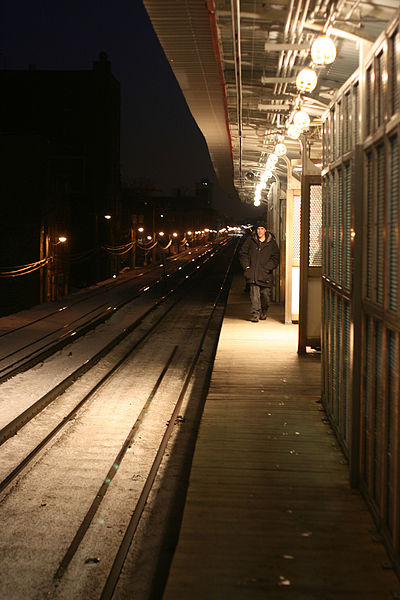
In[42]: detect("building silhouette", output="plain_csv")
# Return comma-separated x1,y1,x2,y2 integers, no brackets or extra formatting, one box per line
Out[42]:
0,53,120,315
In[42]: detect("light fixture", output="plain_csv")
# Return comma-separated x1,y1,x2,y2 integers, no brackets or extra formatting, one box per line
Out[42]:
159,231,165,236
267,153,278,165
104,214,112,220
58,236,67,243
274,143,287,156
293,109,311,130
287,124,302,139
138,227,144,233
311,36,336,65
296,67,318,92
172,232,178,237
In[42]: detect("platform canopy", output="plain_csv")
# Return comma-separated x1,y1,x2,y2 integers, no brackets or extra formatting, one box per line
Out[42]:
143,0,400,203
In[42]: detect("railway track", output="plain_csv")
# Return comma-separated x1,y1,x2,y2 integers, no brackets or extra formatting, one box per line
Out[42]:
0,242,220,383
0,239,237,600
0,242,229,447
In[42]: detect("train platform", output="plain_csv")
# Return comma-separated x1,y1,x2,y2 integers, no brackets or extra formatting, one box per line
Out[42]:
163,272,400,599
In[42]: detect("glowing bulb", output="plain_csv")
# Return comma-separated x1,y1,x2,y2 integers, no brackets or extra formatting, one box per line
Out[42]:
274,143,287,156
58,236,67,243
311,36,336,65
287,124,302,139
296,68,318,92
293,110,311,130
159,231,165,236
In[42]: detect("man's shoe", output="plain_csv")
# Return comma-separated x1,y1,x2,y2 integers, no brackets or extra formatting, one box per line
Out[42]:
260,312,267,320
250,316,259,322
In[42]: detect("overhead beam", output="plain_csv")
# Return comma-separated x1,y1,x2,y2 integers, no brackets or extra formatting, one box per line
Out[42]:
264,43,310,51
261,76,295,84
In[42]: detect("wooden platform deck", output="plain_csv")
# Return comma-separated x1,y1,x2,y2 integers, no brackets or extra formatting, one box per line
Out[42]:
163,273,400,599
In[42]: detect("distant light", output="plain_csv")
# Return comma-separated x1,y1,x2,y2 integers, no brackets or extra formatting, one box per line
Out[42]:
205,228,210,232
160,214,164,218
58,236,67,243
187,230,192,235
311,36,336,65
104,214,112,220
146,235,152,240
172,232,178,237
112,274,117,278
159,231,165,236
138,227,144,233
296,67,318,92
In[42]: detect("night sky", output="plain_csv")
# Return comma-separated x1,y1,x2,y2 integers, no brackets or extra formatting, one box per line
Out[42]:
1,0,259,220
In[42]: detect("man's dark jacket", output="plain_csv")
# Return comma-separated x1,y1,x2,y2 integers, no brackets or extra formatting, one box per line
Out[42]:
239,231,280,287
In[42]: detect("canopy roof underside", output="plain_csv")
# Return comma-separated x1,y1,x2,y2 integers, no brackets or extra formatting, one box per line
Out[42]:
144,0,400,203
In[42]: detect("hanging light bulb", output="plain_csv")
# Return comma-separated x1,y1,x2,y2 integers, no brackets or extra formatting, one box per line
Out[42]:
267,153,278,165
274,143,287,156
311,36,336,65
287,124,302,139
296,67,318,92
293,109,311,130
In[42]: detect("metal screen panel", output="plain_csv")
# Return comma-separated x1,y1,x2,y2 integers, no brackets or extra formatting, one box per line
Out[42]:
342,300,351,444
385,329,397,535
309,185,322,267
330,293,337,415
375,145,385,305
366,152,374,299
332,171,337,280
343,92,350,153
336,101,342,158
373,320,383,504
335,296,343,424
376,51,384,128
337,169,343,285
390,30,399,115
366,65,373,136
353,82,360,145
388,135,399,312
361,315,371,480
293,195,301,263
322,178,328,274
331,107,336,162
344,164,351,290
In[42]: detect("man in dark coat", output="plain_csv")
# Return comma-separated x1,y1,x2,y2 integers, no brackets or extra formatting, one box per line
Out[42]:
239,221,280,322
